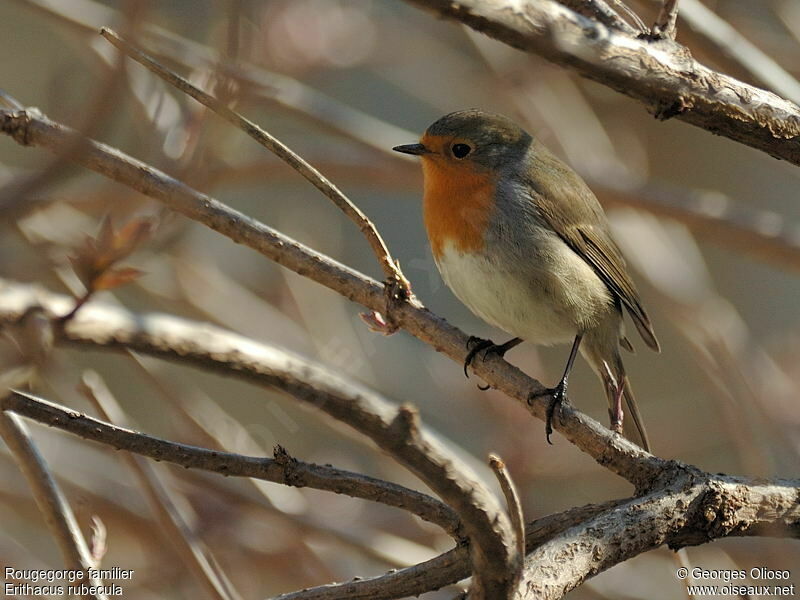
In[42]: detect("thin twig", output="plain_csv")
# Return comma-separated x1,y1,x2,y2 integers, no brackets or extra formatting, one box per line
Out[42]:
554,0,636,34
0,395,106,599
608,0,648,32
488,454,525,561
652,0,680,39
2,388,461,537
98,27,410,297
78,371,243,600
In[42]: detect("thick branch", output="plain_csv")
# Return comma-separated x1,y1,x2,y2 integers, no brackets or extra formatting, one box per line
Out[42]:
271,500,624,600
517,474,800,598
398,0,800,166
0,107,665,489
678,0,800,105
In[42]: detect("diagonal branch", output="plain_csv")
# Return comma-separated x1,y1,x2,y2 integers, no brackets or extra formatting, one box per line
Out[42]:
98,27,410,298
0,395,106,599
0,107,665,488
14,0,417,159
397,0,800,167
652,0,680,39
79,371,243,600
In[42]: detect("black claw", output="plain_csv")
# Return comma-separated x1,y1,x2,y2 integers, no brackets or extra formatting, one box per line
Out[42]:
529,380,568,445
465,335,481,350
463,337,496,378
464,336,522,391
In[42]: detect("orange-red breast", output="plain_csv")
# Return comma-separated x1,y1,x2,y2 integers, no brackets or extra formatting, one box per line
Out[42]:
394,109,659,450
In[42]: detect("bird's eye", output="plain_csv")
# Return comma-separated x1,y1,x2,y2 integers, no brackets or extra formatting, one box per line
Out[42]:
451,143,472,159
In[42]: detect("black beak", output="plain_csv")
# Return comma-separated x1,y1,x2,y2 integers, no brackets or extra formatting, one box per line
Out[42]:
392,143,429,156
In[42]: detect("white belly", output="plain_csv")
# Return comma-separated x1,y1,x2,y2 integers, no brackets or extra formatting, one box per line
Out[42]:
435,238,612,345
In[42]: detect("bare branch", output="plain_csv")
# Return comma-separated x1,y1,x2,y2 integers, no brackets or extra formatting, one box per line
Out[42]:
517,476,800,599
4,281,798,596
270,548,467,600
0,108,665,486
677,0,800,104
270,500,626,600
2,388,460,537
5,381,514,595
397,0,800,167
0,393,106,599
0,282,519,595
0,286,522,592
652,0,680,39
98,27,410,300
489,454,524,560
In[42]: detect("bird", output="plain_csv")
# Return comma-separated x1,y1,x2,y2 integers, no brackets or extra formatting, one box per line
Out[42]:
393,109,659,450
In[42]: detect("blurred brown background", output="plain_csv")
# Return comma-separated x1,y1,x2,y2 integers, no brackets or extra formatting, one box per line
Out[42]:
1,0,799,598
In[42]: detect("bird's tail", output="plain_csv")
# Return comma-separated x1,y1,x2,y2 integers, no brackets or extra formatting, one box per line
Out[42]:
619,373,651,452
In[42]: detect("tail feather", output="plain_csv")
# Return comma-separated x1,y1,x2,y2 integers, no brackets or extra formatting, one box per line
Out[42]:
621,375,651,452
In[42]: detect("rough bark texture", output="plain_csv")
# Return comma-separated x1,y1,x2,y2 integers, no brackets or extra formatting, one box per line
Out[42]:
400,0,800,165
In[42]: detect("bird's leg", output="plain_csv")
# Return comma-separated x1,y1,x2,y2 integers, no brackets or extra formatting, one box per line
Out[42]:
608,374,626,435
528,334,583,444
464,337,523,388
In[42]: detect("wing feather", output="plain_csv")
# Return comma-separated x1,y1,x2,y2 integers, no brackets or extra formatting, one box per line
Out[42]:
524,142,660,352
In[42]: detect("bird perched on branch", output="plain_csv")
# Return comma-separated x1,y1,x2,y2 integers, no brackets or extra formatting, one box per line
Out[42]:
394,110,659,450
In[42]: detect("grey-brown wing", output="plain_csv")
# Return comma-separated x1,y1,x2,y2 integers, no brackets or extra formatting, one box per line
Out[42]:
570,224,659,351
525,144,660,351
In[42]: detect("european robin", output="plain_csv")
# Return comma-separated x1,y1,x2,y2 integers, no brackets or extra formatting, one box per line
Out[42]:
393,109,659,450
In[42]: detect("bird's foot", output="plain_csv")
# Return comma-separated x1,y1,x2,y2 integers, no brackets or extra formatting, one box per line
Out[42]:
529,379,569,445
464,337,497,390
464,337,494,377
464,337,520,390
